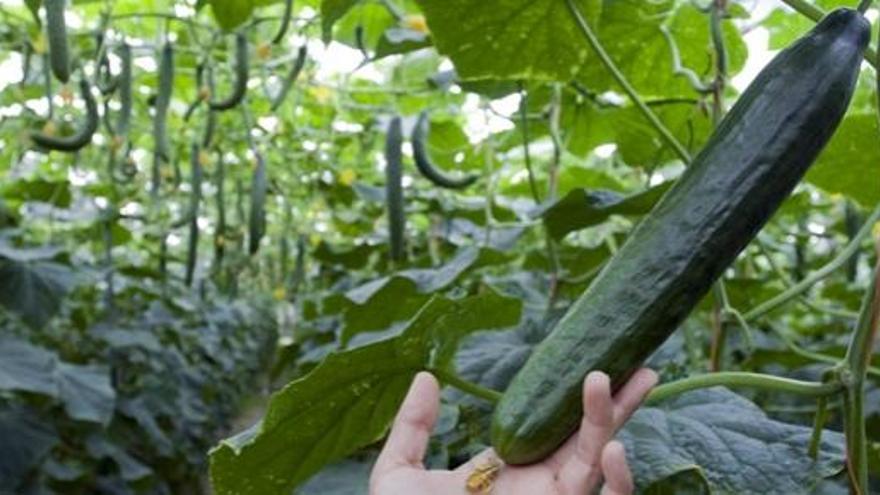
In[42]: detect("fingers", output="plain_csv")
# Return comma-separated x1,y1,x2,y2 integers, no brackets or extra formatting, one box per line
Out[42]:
555,369,656,494
611,368,658,426
554,371,615,493
599,441,634,495
372,372,439,476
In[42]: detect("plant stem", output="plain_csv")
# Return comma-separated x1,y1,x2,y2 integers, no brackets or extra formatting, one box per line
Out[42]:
857,0,874,14
518,83,541,205
646,372,842,405
840,239,880,493
564,0,692,164
808,396,829,459
744,202,880,321
779,0,877,67
430,368,501,404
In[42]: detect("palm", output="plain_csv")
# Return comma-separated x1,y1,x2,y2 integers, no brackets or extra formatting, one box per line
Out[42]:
370,369,657,495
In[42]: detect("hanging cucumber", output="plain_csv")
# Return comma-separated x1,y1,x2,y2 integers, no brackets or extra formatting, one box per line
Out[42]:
271,0,294,45
185,143,203,286
249,152,268,255
270,45,307,111
491,8,870,465
116,43,133,139
152,43,174,195
214,150,226,270
202,66,217,148
385,116,405,262
210,33,249,111
44,0,70,83
30,77,98,152
412,111,478,189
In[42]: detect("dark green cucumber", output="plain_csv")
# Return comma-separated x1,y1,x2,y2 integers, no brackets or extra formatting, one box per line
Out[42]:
271,0,294,45
185,142,203,287
202,66,217,147
44,0,70,83
270,45,307,111
249,151,268,255
385,116,405,261
152,43,174,195
214,149,226,270
412,111,477,189
116,43,133,139
491,8,869,465
210,33,249,111
30,77,98,152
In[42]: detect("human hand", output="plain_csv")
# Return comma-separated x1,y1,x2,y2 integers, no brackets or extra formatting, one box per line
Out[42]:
370,368,658,495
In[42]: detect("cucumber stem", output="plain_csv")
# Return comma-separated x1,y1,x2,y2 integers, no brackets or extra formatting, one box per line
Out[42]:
646,372,842,405
430,368,501,404
564,0,692,164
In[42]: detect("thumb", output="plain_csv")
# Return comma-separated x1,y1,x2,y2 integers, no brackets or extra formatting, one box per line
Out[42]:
372,372,440,475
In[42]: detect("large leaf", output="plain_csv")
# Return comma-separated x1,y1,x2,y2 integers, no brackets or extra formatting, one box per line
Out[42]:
0,406,59,489
0,337,115,425
321,0,361,42
541,181,672,240
341,248,506,344
210,292,522,495
578,1,747,98
807,113,879,208
413,0,603,81
620,388,847,494
0,246,75,329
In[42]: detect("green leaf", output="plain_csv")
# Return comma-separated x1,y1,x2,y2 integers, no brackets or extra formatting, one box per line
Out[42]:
0,337,116,425
0,406,58,489
210,292,522,495
413,0,602,81
3,178,72,208
297,458,372,494
210,0,254,30
807,113,879,208
0,251,75,329
620,388,846,494
578,1,747,98
541,181,672,240
24,0,41,26
321,0,361,42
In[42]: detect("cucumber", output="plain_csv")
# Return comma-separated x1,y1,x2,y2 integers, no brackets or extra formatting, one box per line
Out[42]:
385,116,405,262
116,43,133,139
210,33,249,111
214,149,226,270
185,142,203,287
152,43,174,195
270,45,307,111
411,111,477,189
30,77,98,152
44,0,70,83
491,8,869,465
202,66,217,148
249,151,268,255
271,0,294,45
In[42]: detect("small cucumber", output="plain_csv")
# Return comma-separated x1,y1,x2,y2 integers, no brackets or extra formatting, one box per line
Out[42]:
411,111,477,190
